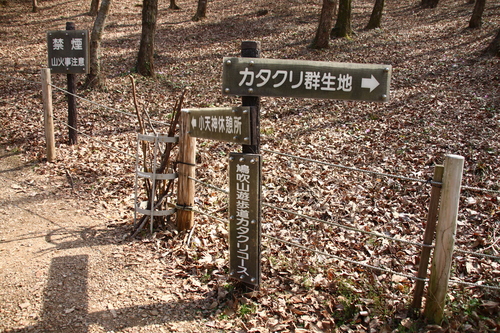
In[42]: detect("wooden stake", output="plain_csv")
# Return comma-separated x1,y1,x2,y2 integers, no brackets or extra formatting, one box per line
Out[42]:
409,165,444,316
424,154,464,324
176,111,196,231
41,68,56,162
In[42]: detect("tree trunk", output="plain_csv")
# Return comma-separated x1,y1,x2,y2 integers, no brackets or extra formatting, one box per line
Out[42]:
32,0,38,12
137,0,158,76
421,0,439,8
469,0,486,29
192,0,207,21
484,29,500,57
84,0,112,90
331,0,352,38
365,0,385,30
169,0,180,10
89,0,100,16
311,0,336,49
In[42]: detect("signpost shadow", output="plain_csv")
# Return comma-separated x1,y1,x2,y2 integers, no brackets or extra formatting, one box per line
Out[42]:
6,255,215,332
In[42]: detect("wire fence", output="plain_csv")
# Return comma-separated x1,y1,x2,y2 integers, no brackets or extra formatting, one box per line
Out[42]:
2,71,499,292
262,149,500,195
0,72,172,127
189,173,500,291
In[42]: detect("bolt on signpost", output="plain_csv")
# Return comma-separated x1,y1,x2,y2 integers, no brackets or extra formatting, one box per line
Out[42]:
47,22,89,145
221,41,392,287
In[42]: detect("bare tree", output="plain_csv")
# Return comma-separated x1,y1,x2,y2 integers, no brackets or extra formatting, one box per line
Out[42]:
84,0,112,90
192,0,207,21
89,0,100,16
469,0,486,29
331,0,352,38
137,0,159,76
311,0,337,49
32,0,38,12
365,0,385,30
169,0,180,10
421,0,439,8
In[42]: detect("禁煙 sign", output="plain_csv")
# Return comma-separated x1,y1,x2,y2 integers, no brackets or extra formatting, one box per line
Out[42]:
47,30,89,74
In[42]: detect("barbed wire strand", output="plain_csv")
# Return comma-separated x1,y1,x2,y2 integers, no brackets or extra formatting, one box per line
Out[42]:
0,72,40,85
48,83,172,127
54,117,136,159
189,176,229,194
461,185,500,195
453,248,500,260
3,72,499,194
192,208,227,224
0,72,173,128
262,233,427,282
262,148,428,183
191,205,500,291
262,149,500,195
17,105,136,159
262,202,433,249
188,177,432,248
448,279,500,291
190,177,500,260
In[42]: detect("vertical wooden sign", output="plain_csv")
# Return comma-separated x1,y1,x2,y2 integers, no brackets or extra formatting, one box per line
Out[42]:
228,153,261,286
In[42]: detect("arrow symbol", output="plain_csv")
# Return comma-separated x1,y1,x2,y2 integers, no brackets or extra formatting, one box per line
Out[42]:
191,117,197,129
361,75,380,92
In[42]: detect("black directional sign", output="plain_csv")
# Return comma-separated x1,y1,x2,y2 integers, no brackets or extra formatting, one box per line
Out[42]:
182,107,251,144
222,57,392,102
228,153,261,286
47,30,89,74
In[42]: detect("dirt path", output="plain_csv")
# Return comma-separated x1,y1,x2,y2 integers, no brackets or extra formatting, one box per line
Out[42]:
0,148,224,333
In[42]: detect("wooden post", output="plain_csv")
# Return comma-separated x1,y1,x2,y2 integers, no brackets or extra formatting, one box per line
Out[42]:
424,154,464,324
66,22,78,145
41,68,56,162
409,165,444,316
241,41,260,154
176,111,196,231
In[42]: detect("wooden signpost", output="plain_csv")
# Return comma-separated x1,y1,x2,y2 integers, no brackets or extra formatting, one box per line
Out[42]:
223,57,392,102
228,153,262,286
46,22,89,145
182,107,252,144
181,41,393,287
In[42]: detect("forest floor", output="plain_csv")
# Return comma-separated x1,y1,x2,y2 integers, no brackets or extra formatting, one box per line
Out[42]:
0,0,499,332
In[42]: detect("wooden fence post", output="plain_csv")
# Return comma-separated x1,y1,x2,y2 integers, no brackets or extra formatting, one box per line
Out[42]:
41,68,56,162
424,154,464,324
409,165,444,316
176,110,196,231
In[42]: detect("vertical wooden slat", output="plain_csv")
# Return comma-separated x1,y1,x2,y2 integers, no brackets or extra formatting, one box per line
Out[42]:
176,111,196,231
409,165,444,316
41,68,56,162
424,154,464,324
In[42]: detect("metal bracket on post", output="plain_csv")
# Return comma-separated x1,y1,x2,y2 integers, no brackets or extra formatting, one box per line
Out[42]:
134,133,179,232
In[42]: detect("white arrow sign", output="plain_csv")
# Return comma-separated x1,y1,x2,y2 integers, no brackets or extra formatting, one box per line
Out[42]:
361,75,380,92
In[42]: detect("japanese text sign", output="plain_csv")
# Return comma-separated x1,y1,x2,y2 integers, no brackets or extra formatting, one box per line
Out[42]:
182,107,251,144
229,153,261,286
47,30,89,74
222,57,392,102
